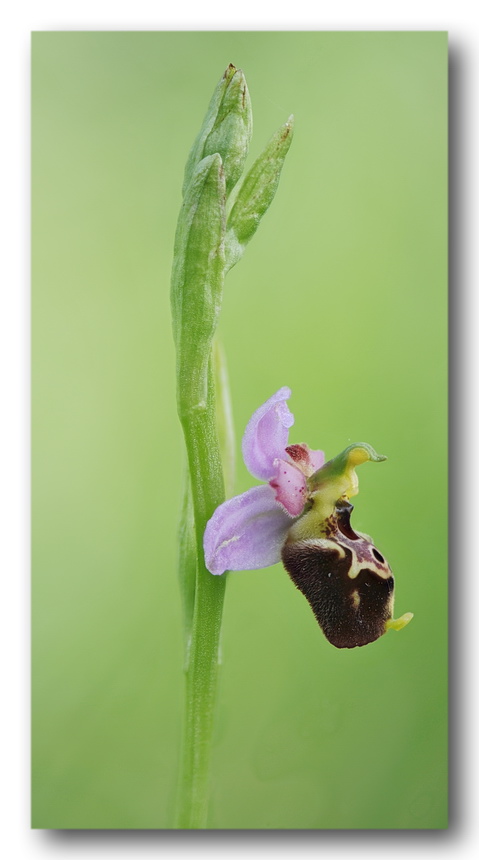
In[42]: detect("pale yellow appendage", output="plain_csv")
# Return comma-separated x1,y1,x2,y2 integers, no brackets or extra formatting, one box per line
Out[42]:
385,612,414,632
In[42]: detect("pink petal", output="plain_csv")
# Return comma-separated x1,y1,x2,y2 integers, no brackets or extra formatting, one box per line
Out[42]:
285,443,325,477
203,484,293,575
242,387,294,481
307,447,326,474
270,458,308,517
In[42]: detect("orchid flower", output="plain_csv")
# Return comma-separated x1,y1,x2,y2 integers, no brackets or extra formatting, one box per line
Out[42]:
204,387,413,648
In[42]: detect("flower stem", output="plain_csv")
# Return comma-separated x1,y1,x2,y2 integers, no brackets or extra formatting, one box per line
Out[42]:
177,463,196,665
171,65,293,828
213,338,236,498
175,361,227,829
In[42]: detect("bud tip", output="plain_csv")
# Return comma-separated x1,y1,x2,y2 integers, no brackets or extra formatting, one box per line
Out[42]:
224,63,237,81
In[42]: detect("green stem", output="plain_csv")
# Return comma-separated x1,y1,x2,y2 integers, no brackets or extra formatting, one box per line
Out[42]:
177,464,196,666
213,338,236,498
175,363,227,829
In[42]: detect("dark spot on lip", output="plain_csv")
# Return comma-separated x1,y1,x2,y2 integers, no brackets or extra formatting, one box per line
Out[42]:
372,548,385,563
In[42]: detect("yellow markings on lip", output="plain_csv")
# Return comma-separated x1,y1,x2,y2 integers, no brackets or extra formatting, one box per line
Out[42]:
301,538,346,558
347,546,390,580
351,590,360,608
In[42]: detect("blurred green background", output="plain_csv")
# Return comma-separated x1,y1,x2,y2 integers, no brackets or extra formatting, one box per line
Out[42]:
32,32,447,829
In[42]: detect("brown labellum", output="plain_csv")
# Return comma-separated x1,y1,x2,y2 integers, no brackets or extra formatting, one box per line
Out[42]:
281,501,395,649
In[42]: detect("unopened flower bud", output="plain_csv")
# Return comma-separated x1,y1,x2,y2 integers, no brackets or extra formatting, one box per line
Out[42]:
225,116,294,271
183,64,252,198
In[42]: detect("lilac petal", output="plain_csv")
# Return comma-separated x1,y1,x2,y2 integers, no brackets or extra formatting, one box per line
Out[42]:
203,484,293,575
270,458,308,517
242,387,294,480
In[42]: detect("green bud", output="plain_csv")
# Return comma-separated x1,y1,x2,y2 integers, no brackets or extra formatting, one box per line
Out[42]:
183,64,253,198
225,115,294,272
171,153,226,416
